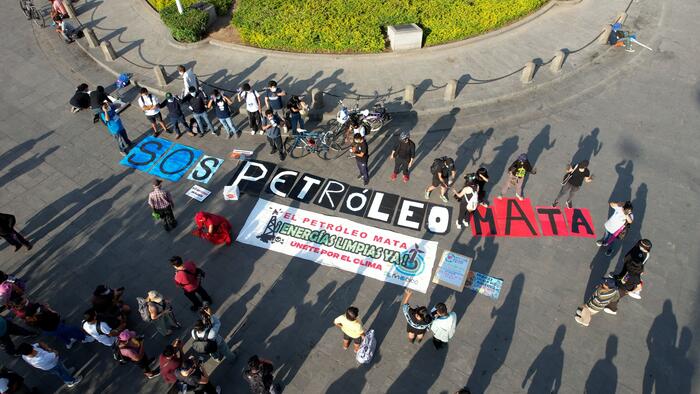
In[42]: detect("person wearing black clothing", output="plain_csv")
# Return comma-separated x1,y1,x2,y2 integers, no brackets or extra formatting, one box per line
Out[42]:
69,83,90,113
160,92,193,138
183,86,215,136
175,358,220,394
425,157,456,203
351,134,369,185
0,316,37,357
0,367,33,393
400,290,432,344
464,167,490,206
286,95,306,134
609,239,651,281
89,86,112,122
390,131,415,183
0,213,32,252
499,153,536,200
243,355,277,394
552,160,593,208
262,110,285,160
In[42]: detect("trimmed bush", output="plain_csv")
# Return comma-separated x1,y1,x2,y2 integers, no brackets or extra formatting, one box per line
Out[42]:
160,2,209,42
148,0,232,16
232,0,548,53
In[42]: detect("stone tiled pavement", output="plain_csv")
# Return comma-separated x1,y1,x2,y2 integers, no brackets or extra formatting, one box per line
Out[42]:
0,0,699,393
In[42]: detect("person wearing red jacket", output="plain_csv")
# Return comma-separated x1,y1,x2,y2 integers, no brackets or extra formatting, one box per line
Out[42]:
169,256,212,311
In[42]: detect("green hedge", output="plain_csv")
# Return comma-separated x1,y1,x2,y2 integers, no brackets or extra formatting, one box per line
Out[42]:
232,0,548,53
148,0,232,16
160,2,209,42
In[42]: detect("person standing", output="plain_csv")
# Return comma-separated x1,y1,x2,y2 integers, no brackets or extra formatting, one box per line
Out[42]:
452,181,479,229
0,316,37,357
159,339,184,386
400,290,432,344
429,303,457,349
145,290,180,337
262,110,285,161
23,303,86,349
100,103,132,156
116,330,160,379
596,201,634,256
0,367,33,394
175,357,220,394
499,153,536,200
137,88,168,136
243,355,278,394
170,256,212,311
0,213,32,252
425,157,456,203
89,85,111,123
351,134,369,186
17,342,81,388
237,83,263,135
160,92,193,138
609,239,652,287
264,80,286,117
208,89,237,139
285,95,306,134
333,306,365,353
463,167,490,206
184,86,215,136
575,279,620,327
191,306,236,363
81,308,123,347
390,131,415,183
177,65,198,97
552,160,593,208
148,179,177,232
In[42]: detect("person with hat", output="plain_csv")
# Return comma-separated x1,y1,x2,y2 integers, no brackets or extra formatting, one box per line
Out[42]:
116,330,160,379
148,179,177,232
499,153,536,200
145,290,180,336
390,131,415,183
160,92,193,138
552,160,593,208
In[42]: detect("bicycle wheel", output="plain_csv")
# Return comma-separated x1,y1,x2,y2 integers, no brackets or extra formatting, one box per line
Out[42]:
286,138,310,159
31,7,45,28
19,0,30,18
366,118,383,132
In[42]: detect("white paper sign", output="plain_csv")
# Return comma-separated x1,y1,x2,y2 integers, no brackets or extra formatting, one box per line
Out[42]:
185,185,211,202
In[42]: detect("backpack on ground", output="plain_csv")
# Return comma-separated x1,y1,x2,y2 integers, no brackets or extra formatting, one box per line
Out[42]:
191,328,217,354
355,329,376,364
136,297,151,322
430,157,448,175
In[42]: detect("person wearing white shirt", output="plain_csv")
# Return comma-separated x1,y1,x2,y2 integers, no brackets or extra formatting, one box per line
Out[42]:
178,65,199,97
138,88,168,136
237,83,263,135
192,305,236,362
18,342,82,387
429,303,457,350
350,118,366,138
81,308,120,347
596,201,634,256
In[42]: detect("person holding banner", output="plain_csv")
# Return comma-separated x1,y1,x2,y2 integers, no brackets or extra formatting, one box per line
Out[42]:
400,290,432,344
193,212,232,246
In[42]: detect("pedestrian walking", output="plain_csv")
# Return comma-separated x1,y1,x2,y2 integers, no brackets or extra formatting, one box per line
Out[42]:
0,367,33,393
0,316,37,357
144,290,180,336
17,342,81,388
608,239,651,299
429,302,457,349
262,109,285,161
0,213,32,252
69,83,90,113
463,167,490,206
81,308,123,347
160,92,193,138
390,131,415,183
596,201,634,256
575,279,620,327
191,305,236,362
138,88,168,136
285,95,306,134
89,85,111,123
193,211,232,246
177,65,198,97
499,153,536,200
552,160,593,208
100,103,132,156
170,256,212,311
400,290,432,344
237,83,263,135
184,86,215,136
23,303,87,349
208,89,238,139
115,330,160,379
351,134,369,186
452,179,479,229
425,157,456,203
148,179,177,232
333,306,365,353
175,357,221,394
159,339,184,386
243,355,279,394
264,80,286,116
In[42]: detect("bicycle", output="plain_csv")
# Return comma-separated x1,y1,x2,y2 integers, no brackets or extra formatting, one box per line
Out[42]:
284,129,343,160
19,0,45,28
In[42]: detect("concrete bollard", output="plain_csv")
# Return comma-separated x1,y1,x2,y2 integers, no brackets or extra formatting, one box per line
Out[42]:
403,84,415,105
64,1,78,20
154,66,168,87
84,28,99,48
521,61,536,83
443,79,457,102
550,50,566,73
310,88,324,110
599,25,612,45
100,41,117,62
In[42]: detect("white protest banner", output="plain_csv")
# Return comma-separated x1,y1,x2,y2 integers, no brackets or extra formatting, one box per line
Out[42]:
432,250,471,291
237,199,438,293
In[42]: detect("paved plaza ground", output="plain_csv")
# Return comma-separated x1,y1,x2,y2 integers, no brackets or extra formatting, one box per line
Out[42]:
1,0,699,393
